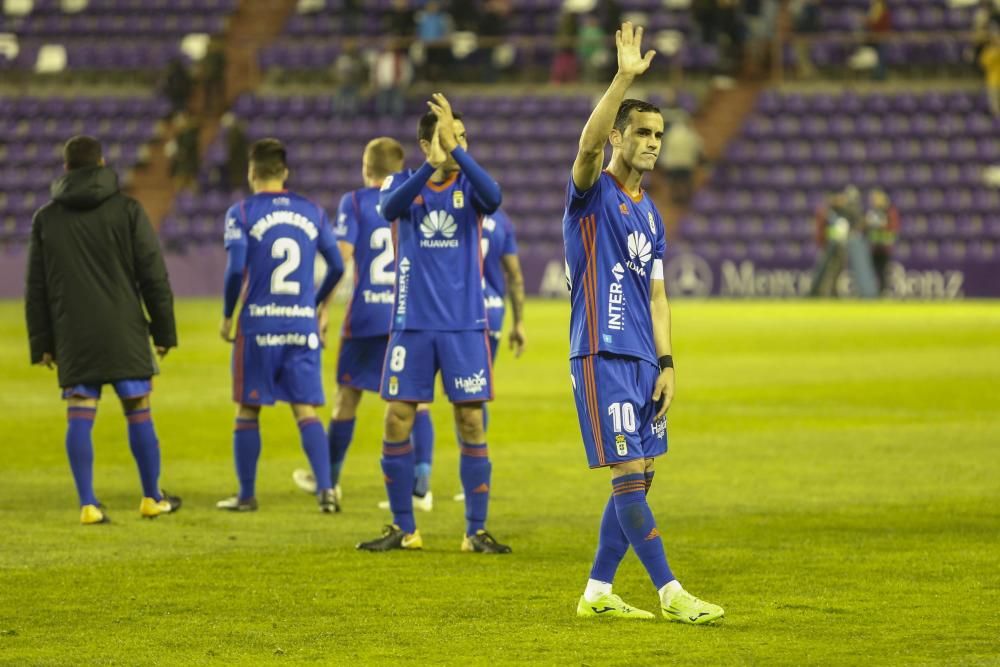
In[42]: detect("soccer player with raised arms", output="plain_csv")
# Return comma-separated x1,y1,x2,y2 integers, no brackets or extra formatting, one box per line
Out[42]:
565,23,724,622
357,94,511,553
291,137,407,511
216,139,344,513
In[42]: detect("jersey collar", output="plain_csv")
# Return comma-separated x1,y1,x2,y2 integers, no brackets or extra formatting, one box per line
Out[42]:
603,169,644,204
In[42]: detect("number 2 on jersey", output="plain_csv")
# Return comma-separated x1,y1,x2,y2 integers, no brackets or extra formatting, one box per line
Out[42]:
271,237,301,295
369,227,395,286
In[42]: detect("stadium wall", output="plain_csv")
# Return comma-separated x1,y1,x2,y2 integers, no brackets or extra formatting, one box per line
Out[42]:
0,249,994,300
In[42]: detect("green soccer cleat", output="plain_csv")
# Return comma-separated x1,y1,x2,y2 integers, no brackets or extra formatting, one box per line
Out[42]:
576,593,655,620
356,524,423,551
660,586,724,625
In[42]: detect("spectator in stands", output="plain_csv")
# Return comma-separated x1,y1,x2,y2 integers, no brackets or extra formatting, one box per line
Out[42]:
862,188,900,296
221,113,248,193
373,43,414,117
809,187,861,297
790,0,821,78
451,0,482,31
981,31,1000,116
384,0,416,40
479,0,512,82
972,2,1000,71
162,58,193,118
417,0,453,82
577,15,607,83
168,115,201,192
332,39,367,116
550,11,579,84
201,37,227,114
863,0,892,80
744,0,778,76
658,113,704,205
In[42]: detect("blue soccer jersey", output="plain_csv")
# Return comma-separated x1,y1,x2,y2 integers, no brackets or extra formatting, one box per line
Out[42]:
335,187,395,338
381,170,490,331
563,171,666,367
481,208,518,334
224,191,340,337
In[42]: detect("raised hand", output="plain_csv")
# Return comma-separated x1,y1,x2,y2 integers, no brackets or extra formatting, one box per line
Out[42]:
427,124,448,168
427,93,459,152
616,21,656,79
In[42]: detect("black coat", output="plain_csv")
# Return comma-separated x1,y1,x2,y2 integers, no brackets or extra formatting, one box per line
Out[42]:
24,166,177,388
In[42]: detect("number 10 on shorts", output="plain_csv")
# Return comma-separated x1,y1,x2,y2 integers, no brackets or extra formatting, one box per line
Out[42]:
608,402,635,456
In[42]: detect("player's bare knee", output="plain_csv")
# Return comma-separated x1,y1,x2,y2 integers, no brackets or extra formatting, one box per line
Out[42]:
237,404,261,420
644,458,655,474
333,386,363,420
454,403,485,443
67,396,98,409
384,401,416,440
610,458,646,477
120,395,149,413
291,404,317,421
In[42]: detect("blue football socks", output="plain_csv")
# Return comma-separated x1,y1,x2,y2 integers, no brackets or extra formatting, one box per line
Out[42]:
298,417,331,493
126,408,161,501
611,473,674,589
328,418,355,488
412,409,434,496
234,417,261,500
66,406,98,507
589,470,656,583
459,441,491,535
382,439,416,533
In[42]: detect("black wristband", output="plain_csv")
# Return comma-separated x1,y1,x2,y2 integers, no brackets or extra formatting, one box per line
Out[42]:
659,355,673,370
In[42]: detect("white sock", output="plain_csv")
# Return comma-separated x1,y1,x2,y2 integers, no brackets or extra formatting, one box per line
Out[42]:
658,579,682,602
584,578,612,603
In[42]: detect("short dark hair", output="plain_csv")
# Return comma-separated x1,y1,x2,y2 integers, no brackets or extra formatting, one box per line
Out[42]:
417,110,464,143
613,99,662,133
63,135,103,170
249,138,288,180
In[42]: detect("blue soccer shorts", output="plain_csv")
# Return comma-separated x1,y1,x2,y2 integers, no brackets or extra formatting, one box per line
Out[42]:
488,330,501,363
337,335,389,393
569,353,668,468
62,378,152,400
233,331,324,406
380,329,493,403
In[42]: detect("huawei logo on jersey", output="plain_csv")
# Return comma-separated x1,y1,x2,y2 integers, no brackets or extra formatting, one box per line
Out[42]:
626,232,652,276
421,210,457,239
419,210,459,248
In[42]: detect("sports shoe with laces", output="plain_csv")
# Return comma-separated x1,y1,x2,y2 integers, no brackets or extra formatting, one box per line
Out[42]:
80,504,110,525
140,490,182,518
576,593,655,619
461,529,512,554
356,524,422,551
318,488,340,513
660,586,724,625
216,495,259,512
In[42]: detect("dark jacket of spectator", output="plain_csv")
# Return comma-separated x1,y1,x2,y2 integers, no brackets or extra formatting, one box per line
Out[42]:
25,166,176,387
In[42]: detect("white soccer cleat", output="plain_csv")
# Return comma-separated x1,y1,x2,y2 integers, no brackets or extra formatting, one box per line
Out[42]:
453,492,465,502
292,469,316,494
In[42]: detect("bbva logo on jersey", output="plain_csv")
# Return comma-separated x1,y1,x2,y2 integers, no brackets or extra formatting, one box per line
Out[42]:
626,231,652,276
420,210,459,248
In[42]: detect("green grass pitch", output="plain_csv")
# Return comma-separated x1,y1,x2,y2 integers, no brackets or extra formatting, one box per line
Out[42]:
1,299,998,665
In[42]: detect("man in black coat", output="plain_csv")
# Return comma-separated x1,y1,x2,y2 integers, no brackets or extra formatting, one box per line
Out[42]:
25,135,182,525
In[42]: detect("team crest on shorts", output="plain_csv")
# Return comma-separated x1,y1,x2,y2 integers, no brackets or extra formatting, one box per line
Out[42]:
453,190,464,209
615,434,628,456
388,376,399,396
